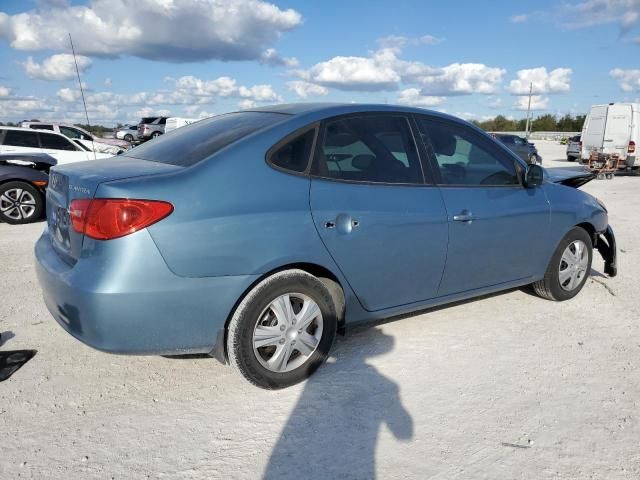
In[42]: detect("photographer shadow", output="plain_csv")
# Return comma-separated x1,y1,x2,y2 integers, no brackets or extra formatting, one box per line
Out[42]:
263,328,413,480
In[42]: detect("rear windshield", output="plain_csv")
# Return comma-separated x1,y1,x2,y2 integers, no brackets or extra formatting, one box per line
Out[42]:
125,111,288,167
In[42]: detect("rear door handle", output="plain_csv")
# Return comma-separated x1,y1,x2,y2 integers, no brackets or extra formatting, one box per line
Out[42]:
452,211,473,223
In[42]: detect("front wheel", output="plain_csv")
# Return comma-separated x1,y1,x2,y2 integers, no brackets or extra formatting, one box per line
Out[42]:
0,181,44,225
227,270,338,389
532,227,592,301
124,134,133,142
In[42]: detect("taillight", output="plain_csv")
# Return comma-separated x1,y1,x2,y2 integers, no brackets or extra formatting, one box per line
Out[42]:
629,141,636,154
69,198,173,240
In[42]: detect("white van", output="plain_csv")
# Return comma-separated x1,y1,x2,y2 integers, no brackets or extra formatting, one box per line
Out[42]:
164,117,199,134
0,126,111,165
581,103,639,170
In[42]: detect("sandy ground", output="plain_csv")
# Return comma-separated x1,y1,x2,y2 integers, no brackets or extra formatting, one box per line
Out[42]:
1,140,639,479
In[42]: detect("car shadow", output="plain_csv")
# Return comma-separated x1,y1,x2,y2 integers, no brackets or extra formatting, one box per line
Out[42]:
262,328,413,480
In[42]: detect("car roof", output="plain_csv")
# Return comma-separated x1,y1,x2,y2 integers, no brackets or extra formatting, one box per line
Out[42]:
246,102,464,123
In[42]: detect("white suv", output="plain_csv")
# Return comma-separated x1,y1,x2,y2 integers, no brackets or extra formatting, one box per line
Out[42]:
0,126,111,164
20,122,129,154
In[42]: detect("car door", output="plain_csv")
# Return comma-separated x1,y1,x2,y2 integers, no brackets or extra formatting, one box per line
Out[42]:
309,113,448,312
415,115,550,296
512,136,531,162
38,131,91,164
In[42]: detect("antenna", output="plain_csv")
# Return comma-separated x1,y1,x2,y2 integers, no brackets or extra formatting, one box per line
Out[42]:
69,33,96,160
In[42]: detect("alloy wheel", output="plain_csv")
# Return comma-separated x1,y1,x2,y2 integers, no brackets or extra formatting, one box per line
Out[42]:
0,188,37,221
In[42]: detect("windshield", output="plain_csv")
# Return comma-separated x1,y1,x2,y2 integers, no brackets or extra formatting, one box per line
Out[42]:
124,111,288,167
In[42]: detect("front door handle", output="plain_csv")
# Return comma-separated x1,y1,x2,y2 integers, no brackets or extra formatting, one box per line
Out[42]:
452,210,473,223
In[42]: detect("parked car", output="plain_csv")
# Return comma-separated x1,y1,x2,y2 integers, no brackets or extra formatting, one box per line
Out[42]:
581,103,638,170
0,152,56,224
35,104,617,389
493,134,541,164
165,117,199,134
21,121,129,153
115,125,138,143
0,126,111,164
566,135,581,161
137,117,168,140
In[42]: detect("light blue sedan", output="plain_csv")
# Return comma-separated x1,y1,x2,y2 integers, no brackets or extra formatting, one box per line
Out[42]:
35,104,617,389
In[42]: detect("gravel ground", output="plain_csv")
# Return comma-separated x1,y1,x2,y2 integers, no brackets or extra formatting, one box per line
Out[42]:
1,140,639,479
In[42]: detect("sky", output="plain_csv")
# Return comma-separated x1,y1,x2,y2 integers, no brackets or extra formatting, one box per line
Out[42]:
0,0,639,126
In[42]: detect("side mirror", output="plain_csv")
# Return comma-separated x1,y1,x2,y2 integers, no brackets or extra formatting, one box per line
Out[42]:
524,164,544,188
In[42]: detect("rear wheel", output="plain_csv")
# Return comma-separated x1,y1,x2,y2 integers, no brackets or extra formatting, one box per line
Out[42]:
567,155,575,162
227,270,337,389
0,181,43,225
532,227,592,301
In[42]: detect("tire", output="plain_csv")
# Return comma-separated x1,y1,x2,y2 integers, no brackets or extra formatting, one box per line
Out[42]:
124,134,133,142
567,155,575,162
532,227,593,301
227,269,338,389
0,181,44,225
151,132,162,139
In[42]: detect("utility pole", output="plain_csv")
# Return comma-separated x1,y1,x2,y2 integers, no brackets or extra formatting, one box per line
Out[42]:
524,82,533,139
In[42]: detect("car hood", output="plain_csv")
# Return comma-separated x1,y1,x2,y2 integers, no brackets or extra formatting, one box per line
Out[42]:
545,168,595,188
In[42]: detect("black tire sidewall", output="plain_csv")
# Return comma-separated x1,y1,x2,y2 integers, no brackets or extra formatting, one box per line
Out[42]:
228,271,337,389
124,134,133,142
0,181,44,225
546,227,593,301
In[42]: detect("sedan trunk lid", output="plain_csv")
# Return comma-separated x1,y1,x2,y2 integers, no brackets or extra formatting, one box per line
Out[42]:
46,157,181,264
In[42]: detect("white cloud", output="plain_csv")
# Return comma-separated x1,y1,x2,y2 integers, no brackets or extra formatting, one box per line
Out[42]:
286,80,328,98
0,0,302,63
104,77,112,87
56,87,80,103
260,48,298,67
238,99,257,110
610,68,640,91
238,84,281,102
0,85,11,97
417,35,443,45
22,53,91,81
296,49,402,91
377,35,408,48
514,95,549,110
560,0,640,30
397,88,446,107
510,14,529,23
295,47,502,95
418,63,506,95
508,67,572,94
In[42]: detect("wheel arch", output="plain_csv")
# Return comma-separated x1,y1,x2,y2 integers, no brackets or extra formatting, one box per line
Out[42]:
213,262,347,363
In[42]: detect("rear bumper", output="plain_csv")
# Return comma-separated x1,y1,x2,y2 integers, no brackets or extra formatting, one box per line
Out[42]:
35,228,258,356
596,225,617,277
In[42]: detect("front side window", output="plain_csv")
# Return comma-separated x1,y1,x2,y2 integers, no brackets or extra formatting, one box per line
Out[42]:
39,132,77,151
4,130,39,148
269,128,316,173
417,117,519,186
312,115,423,184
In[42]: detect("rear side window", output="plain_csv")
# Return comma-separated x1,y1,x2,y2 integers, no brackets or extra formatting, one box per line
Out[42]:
39,132,77,151
417,117,519,186
312,115,423,184
4,130,39,148
268,128,316,173
125,112,287,167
